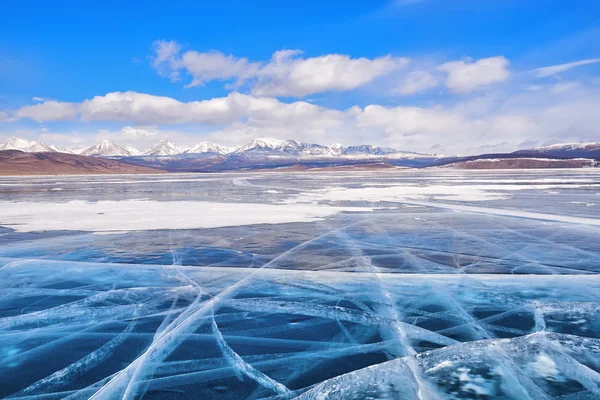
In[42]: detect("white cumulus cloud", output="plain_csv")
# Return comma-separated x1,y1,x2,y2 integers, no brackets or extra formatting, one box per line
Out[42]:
13,101,80,122
438,56,510,94
150,40,409,97
80,91,248,124
152,41,261,87
251,51,409,97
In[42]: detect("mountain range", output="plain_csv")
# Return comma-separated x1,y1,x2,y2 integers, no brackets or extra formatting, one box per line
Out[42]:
0,136,435,159
1,136,598,172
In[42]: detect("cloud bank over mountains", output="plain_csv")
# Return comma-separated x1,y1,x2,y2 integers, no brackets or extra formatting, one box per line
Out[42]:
2,40,600,154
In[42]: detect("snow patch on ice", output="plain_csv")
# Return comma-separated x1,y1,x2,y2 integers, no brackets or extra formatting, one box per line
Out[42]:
287,184,512,203
288,183,600,204
0,199,371,233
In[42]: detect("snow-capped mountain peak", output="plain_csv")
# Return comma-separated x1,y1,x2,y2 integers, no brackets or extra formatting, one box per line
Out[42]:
143,140,187,156
0,136,56,153
0,136,34,150
234,137,337,156
79,140,139,157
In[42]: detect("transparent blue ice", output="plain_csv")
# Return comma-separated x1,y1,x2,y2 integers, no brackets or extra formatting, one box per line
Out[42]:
0,170,599,399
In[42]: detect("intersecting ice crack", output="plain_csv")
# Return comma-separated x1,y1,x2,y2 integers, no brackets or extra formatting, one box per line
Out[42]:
80,219,374,399
211,312,292,396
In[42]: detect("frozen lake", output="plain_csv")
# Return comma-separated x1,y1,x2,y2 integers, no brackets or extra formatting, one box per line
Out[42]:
0,169,599,399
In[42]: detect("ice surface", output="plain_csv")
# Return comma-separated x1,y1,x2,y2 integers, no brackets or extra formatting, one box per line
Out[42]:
0,170,599,399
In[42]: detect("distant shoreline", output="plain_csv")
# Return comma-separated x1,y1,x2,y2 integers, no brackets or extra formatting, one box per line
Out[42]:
1,165,598,178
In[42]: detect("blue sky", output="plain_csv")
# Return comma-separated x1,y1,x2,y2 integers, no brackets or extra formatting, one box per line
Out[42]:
1,0,599,154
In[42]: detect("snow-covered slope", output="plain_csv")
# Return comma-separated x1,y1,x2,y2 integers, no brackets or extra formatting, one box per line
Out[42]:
234,138,292,153
48,145,72,153
343,144,398,156
534,142,600,151
143,140,187,156
79,140,140,157
185,141,229,154
66,147,88,155
514,142,600,160
0,136,57,153
445,157,597,169
328,143,344,155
